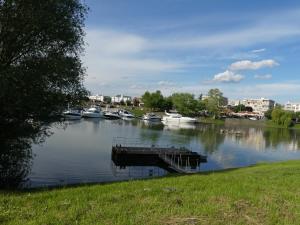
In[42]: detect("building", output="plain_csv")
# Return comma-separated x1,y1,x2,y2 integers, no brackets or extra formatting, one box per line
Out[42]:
284,101,300,112
241,98,275,114
228,99,241,106
111,94,132,104
89,94,104,102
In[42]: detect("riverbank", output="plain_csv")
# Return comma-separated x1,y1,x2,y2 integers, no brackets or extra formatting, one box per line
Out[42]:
1,160,299,225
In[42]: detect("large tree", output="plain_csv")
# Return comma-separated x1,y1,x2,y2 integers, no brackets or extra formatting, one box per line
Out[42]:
0,0,88,188
0,0,88,128
171,93,199,116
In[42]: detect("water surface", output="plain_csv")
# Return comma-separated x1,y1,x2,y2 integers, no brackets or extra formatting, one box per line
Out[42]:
24,119,300,188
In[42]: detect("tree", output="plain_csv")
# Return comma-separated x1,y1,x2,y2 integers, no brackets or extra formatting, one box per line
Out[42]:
104,96,111,104
132,97,140,107
161,96,173,111
0,0,88,128
141,90,164,110
207,88,227,106
126,100,132,106
0,1,88,187
171,93,199,116
271,107,293,127
204,89,226,118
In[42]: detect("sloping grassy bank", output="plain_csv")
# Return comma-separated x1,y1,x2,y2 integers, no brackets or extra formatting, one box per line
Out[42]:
1,161,300,225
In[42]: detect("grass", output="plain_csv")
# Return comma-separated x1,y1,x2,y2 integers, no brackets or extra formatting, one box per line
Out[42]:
1,160,300,225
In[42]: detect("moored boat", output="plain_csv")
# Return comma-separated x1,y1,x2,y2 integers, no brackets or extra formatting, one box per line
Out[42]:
63,109,82,120
143,113,161,121
162,111,197,124
104,111,121,120
118,110,135,119
82,106,103,118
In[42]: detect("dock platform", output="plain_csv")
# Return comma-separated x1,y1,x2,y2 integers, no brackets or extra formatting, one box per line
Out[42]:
112,142,207,173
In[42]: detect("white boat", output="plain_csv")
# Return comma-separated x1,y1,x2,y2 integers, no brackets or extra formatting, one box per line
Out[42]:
104,111,121,120
143,113,161,121
82,106,103,118
162,111,197,124
118,110,135,119
63,109,82,120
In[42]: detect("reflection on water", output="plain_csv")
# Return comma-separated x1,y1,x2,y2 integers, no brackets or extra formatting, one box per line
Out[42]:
0,122,52,188
1,118,300,188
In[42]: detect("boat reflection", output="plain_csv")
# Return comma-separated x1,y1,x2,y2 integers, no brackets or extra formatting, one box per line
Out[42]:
162,121,196,130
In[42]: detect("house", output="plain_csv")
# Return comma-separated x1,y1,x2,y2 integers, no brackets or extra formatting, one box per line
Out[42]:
89,94,104,102
111,94,132,104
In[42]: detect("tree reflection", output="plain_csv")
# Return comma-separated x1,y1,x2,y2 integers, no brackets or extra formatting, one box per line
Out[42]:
197,125,225,154
263,128,300,150
0,122,51,188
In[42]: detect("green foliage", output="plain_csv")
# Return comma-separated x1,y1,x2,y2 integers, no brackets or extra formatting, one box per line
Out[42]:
204,88,227,118
0,0,88,127
264,109,273,120
271,108,293,127
141,90,172,111
104,96,111,104
208,88,227,106
171,93,200,116
126,100,132,106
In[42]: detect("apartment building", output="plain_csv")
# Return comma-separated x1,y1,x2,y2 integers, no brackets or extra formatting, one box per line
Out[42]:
241,98,275,114
284,101,300,112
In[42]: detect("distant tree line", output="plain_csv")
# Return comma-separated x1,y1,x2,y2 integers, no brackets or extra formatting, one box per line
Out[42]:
141,89,227,117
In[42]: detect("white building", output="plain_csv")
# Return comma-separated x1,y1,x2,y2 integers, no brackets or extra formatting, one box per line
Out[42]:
228,99,241,106
241,98,275,114
111,94,132,104
284,101,300,112
89,94,104,102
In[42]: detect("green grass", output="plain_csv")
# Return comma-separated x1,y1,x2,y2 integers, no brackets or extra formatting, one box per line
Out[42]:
2,160,300,225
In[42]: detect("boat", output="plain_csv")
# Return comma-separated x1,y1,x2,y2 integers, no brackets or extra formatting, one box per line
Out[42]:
162,111,197,124
82,106,103,118
118,110,135,119
63,109,82,120
104,111,121,120
143,113,161,121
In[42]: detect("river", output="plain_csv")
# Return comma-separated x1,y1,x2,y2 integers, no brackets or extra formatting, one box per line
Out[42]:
18,118,300,188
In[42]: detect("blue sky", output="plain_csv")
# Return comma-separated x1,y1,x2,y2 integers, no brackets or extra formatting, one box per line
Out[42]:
83,0,300,103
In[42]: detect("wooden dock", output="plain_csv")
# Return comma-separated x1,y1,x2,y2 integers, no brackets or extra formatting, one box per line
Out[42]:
112,145,207,173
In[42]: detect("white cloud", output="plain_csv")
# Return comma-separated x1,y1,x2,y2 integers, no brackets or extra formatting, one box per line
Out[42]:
254,74,272,80
83,29,186,86
229,59,279,71
212,70,244,83
251,48,266,53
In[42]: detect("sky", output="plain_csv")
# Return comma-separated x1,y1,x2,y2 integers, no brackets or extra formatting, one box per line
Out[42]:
82,0,300,103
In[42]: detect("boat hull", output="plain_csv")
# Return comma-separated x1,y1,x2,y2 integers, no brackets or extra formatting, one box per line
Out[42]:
82,112,103,118
162,116,197,123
